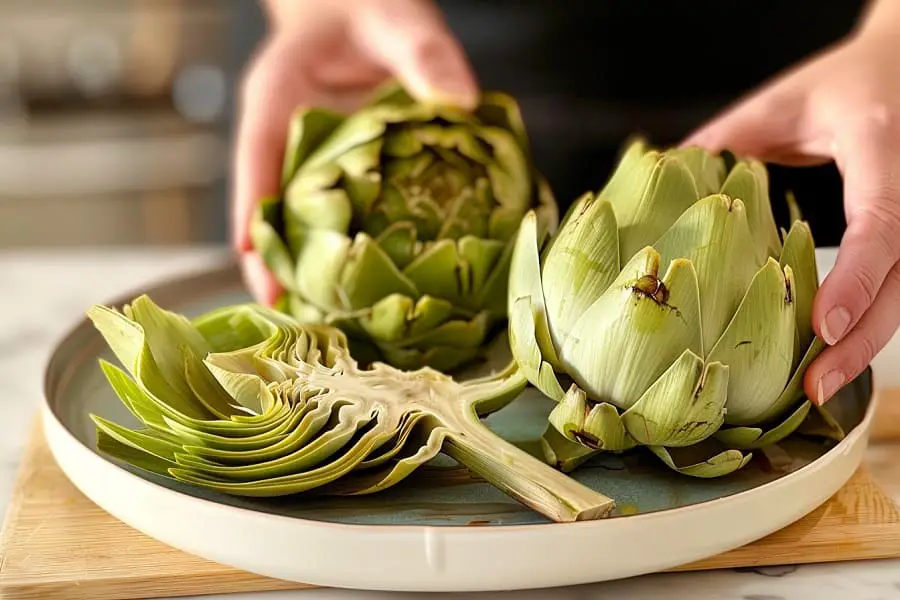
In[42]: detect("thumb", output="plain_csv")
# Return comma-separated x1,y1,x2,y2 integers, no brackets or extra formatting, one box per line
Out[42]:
352,0,479,109
681,79,815,164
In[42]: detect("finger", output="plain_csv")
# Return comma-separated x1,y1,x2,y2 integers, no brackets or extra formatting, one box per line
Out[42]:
231,48,299,252
805,258,900,404
240,251,283,306
352,0,479,109
680,79,821,161
812,112,900,347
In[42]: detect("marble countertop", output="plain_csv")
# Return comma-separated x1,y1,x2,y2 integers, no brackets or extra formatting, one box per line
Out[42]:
3,246,900,600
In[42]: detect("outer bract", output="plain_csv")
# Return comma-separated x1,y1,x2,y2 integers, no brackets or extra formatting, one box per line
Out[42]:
508,138,843,478
86,295,614,522
251,83,558,373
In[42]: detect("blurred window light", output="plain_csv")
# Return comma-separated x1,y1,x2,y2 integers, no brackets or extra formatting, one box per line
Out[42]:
172,64,225,123
66,30,122,97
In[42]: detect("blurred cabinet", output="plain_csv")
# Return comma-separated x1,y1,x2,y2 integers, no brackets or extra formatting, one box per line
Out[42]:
0,0,234,248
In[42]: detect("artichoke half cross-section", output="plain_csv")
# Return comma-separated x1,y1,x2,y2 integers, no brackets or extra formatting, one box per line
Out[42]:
250,83,558,374
508,139,842,477
86,295,615,522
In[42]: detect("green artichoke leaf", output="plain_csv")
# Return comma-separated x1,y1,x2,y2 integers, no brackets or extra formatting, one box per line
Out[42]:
508,210,564,370
474,91,530,153
714,400,811,450
281,107,346,187
779,219,819,352
250,197,298,293
508,296,565,401
458,235,506,296
621,349,728,448
597,140,700,261
338,233,419,310
559,249,703,411
719,159,783,262
652,194,758,352
402,239,466,304
540,192,620,350
540,423,599,473
707,259,797,426
649,445,753,478
668,146,727,197
548,384,636,452
87,295,616,523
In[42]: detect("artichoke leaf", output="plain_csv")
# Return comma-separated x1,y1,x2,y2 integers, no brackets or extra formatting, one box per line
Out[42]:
649,445,753,478
540,193,620,349
548,384,635,452
669,146,727,197
508,210,563,368
402,239,465,304
338,233,419,311
707,259,797,425
475,91,530,152
621,349,728,448
719,159,782,262
652,193,758,352
714,400,811,450
88,296,616,522
559,249,703,410
539,423,599,473
779,220,819,352
250,197,297,293
597,142,700,261
509,296,566,401
281,107,345,186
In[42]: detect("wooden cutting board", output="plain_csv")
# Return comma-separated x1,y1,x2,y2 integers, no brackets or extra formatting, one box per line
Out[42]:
4,390,900,600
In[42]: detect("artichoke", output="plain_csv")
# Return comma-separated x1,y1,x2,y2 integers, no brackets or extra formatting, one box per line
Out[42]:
86,295,614,522
508,138,841,477
251,83,558,373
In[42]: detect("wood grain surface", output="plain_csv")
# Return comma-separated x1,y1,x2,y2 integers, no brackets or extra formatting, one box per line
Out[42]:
3,387,900,600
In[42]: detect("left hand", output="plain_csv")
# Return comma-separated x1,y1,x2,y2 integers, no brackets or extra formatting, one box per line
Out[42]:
682,27,900,406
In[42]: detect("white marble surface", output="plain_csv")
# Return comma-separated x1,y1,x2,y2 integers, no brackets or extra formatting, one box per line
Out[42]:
3,246,900,600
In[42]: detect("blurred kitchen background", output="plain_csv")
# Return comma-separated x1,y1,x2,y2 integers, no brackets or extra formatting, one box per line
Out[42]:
0,0,265,248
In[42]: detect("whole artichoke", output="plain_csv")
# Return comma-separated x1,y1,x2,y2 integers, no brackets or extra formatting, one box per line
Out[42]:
87,295,614,522
508,138,840,477
251,83,558,373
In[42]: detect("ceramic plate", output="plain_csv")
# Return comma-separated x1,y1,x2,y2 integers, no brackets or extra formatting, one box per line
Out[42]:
41,257,877,592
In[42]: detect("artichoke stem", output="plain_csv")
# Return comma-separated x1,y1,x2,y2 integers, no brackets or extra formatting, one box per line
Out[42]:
442,411,616,522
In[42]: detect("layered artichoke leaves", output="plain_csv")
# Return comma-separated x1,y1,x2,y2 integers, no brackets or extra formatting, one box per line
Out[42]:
251,83,557,373
509,139,842,477
88,296,615,523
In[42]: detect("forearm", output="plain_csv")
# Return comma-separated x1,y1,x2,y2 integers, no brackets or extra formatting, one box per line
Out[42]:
857,0,900,38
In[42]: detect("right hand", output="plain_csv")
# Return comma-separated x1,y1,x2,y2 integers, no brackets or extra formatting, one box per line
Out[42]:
233,0,479,305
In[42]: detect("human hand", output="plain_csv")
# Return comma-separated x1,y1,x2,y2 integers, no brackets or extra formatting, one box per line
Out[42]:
682,19,900,406
232,0,478,305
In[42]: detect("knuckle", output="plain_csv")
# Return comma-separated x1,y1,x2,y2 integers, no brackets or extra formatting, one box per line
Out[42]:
857,332,880,365
847,262,882,307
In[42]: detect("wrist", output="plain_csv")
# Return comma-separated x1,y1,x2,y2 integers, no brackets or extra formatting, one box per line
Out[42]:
855,0,900,40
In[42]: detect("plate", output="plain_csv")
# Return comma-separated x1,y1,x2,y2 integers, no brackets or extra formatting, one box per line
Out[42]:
41,258,877,592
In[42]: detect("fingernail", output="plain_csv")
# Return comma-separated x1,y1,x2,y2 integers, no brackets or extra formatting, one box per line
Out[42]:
817,369,846,405
427,81,477,108
821,306,851,345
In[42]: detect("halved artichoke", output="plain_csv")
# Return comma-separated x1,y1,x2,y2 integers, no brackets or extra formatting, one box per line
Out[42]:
86,295,614,522
508,138,842,477
251,82,558,373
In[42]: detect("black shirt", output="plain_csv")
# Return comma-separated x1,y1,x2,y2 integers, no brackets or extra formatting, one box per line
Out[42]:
435,0,867,244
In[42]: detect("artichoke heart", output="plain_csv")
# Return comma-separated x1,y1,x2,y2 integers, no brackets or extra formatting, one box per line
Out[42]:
86,295,614,522
251,81,558,373
508,138,842,477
